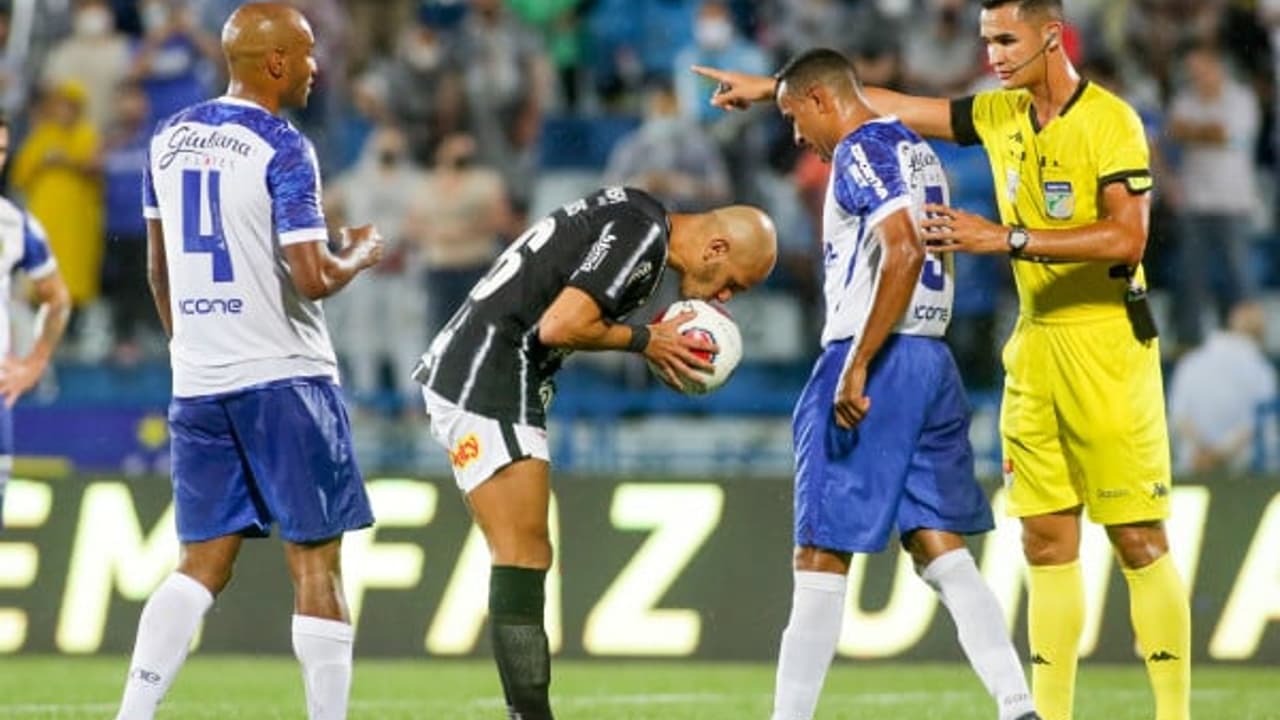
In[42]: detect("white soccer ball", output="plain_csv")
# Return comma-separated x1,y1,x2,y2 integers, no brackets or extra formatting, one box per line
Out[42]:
648,299,743,395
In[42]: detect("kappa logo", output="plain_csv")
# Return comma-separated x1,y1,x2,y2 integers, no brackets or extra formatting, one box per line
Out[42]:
449,433,481,469
627,260,653,286
578,222,616,273
1151,482,1170,499
1148,650,1180,663
131,667,162,685
1030,653,1051,666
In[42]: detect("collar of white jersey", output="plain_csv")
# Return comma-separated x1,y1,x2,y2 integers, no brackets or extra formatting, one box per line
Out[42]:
216,95,270,113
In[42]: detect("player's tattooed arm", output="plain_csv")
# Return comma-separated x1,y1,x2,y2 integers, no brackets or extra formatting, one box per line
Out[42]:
146,218,173,338
284,223,385,300
539,287,714,388
834,209,925,430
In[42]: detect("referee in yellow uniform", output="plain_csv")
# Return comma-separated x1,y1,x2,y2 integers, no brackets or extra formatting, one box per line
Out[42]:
693,1,1189,718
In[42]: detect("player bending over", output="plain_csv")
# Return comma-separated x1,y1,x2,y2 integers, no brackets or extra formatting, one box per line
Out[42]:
413,186,776,719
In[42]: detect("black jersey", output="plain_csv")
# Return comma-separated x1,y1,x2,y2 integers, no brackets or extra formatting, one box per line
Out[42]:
416,187,670,426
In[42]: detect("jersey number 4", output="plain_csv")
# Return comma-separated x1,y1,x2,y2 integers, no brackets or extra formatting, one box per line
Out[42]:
182,169,234,283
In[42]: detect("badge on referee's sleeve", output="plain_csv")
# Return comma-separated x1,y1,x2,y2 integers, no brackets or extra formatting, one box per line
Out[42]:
1043,181,1075,219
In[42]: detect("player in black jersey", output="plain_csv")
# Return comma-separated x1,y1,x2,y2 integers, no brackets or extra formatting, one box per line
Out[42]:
413,186,776,719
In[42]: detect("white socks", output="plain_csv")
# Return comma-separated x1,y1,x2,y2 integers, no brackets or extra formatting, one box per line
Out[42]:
771,570,847,720
292,614,355,720
116,572,213,720
922,548,1035,720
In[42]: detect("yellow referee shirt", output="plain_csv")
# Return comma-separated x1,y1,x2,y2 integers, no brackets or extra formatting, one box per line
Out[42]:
951,80,1153,322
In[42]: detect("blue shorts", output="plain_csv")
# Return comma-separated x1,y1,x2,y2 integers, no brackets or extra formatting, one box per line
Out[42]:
792,335,993,553
169,376,373,543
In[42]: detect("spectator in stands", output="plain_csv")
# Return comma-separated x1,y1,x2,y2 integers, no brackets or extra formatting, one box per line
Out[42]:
456,0,552,213
0,6,27,118
130,0,219,125
324,124,427,414
603,79,730,212
674,0,768,128
900,0,984,95
43,0,132,135
10,82,103,324
100,82,156,365
383,15,464,166
508,0,585,111
1168,41,1263,348
772,0,854,58
408,132,512,339
1168,301,1277,475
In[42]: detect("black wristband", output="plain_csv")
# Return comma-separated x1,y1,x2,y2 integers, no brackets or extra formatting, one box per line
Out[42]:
626,325,650,353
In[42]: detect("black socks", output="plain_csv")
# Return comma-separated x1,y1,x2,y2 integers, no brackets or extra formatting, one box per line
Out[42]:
489,565,553,720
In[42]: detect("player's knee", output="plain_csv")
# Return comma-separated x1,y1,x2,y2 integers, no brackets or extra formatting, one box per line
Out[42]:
792,545,851,574
177,564,233,596
1106,522,1169,569
489,531,553,569
1020,529,1077,566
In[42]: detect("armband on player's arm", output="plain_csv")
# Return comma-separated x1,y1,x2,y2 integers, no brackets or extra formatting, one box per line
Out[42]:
626,324,650,353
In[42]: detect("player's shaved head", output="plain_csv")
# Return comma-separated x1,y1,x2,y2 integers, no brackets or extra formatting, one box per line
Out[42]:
223,2,309,65
981,0,1063,23
711,205,778,284
221,2,316,112
774,48,860,100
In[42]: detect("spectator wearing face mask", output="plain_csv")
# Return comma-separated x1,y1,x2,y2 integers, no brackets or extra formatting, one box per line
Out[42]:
383,15,465,165
603,79,730,212
44,0,132,135
673,0,768,127
406,132,513,339
323,125,428,413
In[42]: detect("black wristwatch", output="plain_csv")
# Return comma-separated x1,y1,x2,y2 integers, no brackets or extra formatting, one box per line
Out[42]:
1007,226,1030,256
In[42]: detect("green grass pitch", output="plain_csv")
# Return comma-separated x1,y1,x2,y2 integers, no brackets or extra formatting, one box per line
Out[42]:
1,657,1276,719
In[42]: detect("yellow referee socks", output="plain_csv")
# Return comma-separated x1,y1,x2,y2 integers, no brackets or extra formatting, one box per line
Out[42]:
1027,561,1084,720
1122,554,1191,720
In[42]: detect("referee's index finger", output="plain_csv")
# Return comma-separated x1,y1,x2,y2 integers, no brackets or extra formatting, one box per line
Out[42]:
690,65,727,81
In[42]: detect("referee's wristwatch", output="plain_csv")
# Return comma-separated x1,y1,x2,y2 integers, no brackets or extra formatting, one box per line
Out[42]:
1006,226,1030,256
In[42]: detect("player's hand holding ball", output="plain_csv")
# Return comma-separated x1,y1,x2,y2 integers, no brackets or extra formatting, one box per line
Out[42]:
644,299,743,395
341,223,385,270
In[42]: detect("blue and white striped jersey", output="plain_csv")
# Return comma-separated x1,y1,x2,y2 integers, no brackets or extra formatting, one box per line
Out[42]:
0,198,56,357
144,96,338,397
820,117,955,348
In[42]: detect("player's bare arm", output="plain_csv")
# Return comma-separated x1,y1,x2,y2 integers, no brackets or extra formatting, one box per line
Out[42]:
0,269,70,407
283,223,385,300
834,210,926,430
538,286,715,389
692,64,955,140
146,217,173,338
922,183,1149,265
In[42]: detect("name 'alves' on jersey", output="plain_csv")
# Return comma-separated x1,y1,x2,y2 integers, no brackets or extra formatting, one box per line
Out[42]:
0,200,56,358
821,117,953,348
144,96,337,398
419,187,669,428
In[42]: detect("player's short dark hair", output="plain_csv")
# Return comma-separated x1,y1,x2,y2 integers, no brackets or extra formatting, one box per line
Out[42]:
980,0,1064,22
773,48,861,99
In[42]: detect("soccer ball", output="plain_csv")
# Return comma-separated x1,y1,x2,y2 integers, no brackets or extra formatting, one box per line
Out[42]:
647,299,743,395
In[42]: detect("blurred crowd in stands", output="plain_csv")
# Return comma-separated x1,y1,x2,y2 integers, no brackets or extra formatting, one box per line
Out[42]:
3,0,1280,474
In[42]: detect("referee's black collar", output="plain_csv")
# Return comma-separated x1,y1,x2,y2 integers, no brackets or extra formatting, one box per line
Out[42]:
1029,79,1089,133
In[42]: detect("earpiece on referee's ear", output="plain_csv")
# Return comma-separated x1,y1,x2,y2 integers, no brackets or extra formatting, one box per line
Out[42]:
1047,31,1059,50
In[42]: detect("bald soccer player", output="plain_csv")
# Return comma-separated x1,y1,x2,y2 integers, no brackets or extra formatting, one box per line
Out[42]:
413,187,776,719
115,4,384,719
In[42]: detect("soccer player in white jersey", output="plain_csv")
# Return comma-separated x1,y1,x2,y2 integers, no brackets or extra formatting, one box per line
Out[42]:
0,113,71,528
696,50,1040,720
115,5,383,720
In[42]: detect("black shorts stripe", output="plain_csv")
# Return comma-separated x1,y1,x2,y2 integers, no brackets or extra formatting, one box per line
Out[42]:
499,421,525,462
